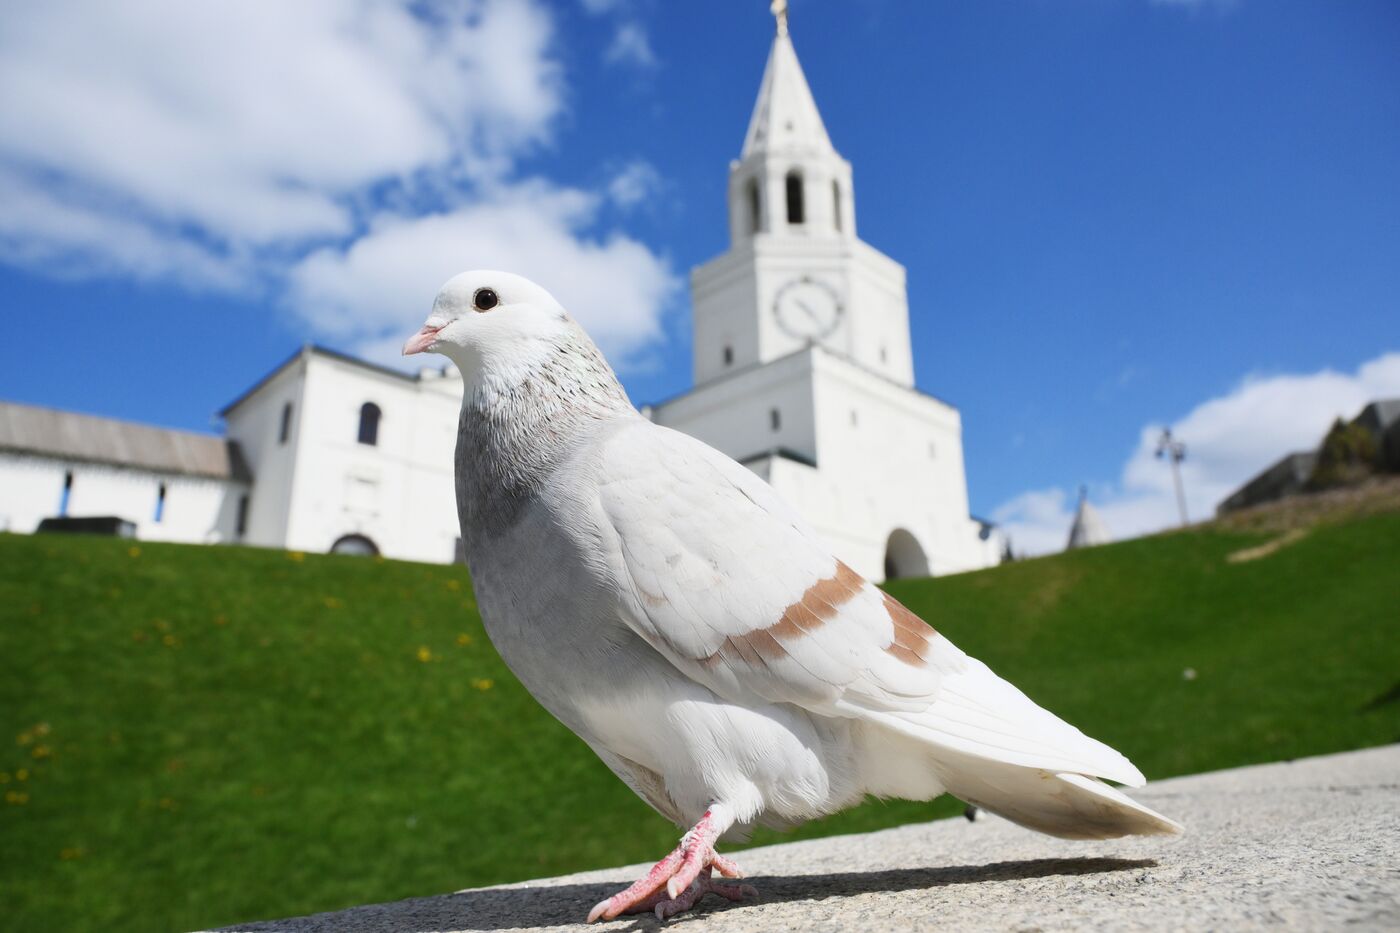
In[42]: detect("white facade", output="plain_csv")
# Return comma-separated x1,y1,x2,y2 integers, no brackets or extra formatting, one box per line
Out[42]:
220,347,463,563
0,451,244,542
0,349,463,565
650,25,1000,579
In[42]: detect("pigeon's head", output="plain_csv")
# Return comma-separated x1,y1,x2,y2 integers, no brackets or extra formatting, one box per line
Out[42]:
402,270,572,375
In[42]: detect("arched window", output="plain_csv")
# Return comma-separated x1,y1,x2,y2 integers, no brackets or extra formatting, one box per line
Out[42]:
278,402,293,445
59,470,73,517
746,178,761,233
770,408,782,432
832,180,842,232
785,170,805,224
357,402,381,446
154,482,167,523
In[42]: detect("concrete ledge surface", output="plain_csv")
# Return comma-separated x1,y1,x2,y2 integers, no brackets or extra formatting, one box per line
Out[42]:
214,744,1400,932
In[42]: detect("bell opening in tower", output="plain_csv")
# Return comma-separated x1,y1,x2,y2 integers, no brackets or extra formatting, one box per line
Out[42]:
785,171,805,224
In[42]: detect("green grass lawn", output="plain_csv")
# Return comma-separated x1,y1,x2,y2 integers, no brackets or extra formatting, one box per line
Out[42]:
2,512,1398,932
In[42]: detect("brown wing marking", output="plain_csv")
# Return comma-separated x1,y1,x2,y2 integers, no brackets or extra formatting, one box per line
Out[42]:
700,561,863,667
882,591,936,667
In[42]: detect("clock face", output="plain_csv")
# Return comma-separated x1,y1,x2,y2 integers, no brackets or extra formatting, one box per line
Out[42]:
773,276,843,342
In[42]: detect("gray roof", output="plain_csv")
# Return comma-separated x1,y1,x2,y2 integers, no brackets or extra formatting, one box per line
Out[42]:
0,400,250,482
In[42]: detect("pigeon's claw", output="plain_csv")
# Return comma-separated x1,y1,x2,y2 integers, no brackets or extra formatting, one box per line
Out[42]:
586,810,753,923
654,867,758,921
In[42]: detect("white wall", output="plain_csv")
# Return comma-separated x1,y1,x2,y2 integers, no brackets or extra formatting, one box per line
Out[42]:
223,359,307,547
653,348,818,465
278,354,462,563
0,451,246,542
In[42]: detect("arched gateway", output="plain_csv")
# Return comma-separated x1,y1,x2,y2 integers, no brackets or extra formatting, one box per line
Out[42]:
883,528,929,581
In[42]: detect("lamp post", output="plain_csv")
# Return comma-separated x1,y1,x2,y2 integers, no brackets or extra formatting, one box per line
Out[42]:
1156,428,1188,526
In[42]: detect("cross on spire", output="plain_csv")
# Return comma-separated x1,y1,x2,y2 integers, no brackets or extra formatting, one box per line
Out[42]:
771,0,788,36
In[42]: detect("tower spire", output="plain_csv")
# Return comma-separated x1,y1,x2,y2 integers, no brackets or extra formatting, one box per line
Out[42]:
742,7,833,158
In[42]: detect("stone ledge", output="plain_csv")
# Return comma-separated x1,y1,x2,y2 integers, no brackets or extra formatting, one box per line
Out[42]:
214,745,1400,932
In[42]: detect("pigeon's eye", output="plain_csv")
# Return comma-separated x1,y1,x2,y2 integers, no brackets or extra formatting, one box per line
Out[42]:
473,287,499,312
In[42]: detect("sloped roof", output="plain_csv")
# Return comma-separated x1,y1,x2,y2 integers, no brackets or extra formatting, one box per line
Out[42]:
0,400,250,482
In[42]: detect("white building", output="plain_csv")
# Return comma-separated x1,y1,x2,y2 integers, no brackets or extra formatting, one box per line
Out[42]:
647,20,999,579
0,348,464,561
0,16,999,579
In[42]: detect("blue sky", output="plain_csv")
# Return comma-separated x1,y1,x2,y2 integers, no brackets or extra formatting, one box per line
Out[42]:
2,0,1398,552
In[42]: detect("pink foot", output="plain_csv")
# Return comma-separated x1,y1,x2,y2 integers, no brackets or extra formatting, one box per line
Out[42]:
586,810,756,922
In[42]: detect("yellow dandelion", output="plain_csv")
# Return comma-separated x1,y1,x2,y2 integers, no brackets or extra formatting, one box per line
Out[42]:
416,646,434,663
162,634,179,648
60,847,85,861
34,723,49,736
286,550,306,563
16,769,28,781
128,546,141,558
322,596,343,609
31,745,51,760
445,579,461,591
456,633,473,646
471,677,494,691
5,791,29,805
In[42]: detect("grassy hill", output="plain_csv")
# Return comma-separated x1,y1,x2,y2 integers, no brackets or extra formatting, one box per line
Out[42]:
2,504,1398,932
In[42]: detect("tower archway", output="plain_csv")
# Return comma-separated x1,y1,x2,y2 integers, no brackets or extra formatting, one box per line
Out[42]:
883,528,929,581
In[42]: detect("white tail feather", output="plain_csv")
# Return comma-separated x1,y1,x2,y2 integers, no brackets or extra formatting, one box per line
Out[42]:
933,749,1183,839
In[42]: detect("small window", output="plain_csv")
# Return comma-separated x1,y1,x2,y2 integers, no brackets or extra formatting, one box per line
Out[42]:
746,178,761,234
59,470,73,517
154,483,167,523
879,346,888,364
850,410,858,427
357,402,382,446
236,494,250,537
723,345,734,366
770,408,781,432
928,442,937,459
833,180,842,232
278,402,293,445
785,171,805,224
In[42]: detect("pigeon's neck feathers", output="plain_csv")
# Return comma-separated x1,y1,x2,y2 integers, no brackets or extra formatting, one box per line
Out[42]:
456,322,634,543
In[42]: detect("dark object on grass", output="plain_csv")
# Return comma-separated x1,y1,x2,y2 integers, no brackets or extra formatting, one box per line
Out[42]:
36,516,137,538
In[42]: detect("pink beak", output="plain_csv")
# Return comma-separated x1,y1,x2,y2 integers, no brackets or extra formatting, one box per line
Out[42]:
402,323,444,356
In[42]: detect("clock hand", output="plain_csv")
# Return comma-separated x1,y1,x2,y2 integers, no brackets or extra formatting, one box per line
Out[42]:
794,299,819,322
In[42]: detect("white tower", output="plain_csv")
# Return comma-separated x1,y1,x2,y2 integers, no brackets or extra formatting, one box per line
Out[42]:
690,9,913,388
650,6,1000,580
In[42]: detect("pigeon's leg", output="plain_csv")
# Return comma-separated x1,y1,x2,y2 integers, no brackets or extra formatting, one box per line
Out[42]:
586,806,753,922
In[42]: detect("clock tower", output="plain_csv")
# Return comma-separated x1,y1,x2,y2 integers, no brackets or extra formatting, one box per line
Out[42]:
690,10,915,388
648,6,1001,582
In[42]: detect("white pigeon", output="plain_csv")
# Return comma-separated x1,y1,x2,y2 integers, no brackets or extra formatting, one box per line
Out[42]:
404,271,1181,923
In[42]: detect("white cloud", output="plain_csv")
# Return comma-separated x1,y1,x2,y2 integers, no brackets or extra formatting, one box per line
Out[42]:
0,0,561,268
604,23,657,68
0,0,680,371
286,183,681,366
993,352,1400,556
607,161,663,210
